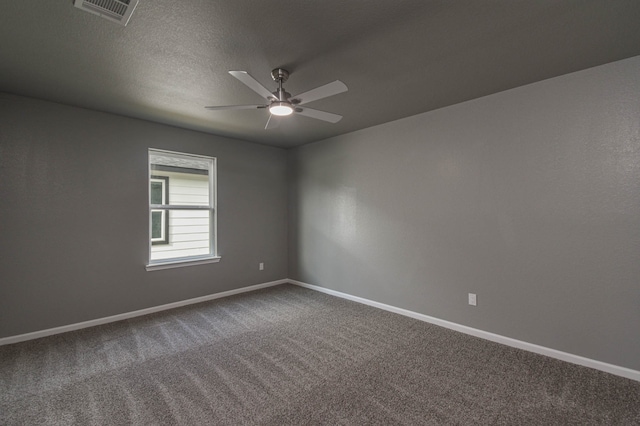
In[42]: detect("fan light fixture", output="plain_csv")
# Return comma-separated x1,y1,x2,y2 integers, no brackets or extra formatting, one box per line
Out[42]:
269,102,293,116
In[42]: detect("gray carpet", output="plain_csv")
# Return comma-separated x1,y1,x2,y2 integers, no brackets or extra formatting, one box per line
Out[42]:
1,284,638,425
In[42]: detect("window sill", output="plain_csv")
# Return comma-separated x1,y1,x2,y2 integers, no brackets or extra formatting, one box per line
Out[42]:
145,256,221,271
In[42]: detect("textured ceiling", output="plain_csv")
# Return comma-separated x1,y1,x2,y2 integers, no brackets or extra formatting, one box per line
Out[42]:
1,1,640,148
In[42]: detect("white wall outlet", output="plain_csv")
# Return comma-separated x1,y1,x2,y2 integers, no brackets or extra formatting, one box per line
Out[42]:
259,262,264,271
468,293,477,306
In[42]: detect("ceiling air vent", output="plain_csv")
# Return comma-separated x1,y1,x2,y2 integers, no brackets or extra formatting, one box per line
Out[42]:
74,0,139,26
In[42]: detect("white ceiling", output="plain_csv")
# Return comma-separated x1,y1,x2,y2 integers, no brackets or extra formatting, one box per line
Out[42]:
2,1,640,148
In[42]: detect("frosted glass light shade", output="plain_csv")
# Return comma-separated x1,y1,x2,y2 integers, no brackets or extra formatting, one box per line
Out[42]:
269,102,293,116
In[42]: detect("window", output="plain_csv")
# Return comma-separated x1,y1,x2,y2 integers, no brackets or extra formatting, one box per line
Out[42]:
147,149,219,270
150,176,169,245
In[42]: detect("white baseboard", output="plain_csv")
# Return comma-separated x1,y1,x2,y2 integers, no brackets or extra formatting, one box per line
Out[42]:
289,279,640,382
0,279,288,346
3,277,638,382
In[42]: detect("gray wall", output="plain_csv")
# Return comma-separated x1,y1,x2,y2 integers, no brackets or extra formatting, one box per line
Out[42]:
289,56,640,371
0,93,288,338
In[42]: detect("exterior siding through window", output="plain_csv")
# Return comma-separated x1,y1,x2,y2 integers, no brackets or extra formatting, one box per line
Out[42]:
150,170,210,260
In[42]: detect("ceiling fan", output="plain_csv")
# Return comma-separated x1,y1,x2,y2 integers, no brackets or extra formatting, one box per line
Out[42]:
205,68,348,129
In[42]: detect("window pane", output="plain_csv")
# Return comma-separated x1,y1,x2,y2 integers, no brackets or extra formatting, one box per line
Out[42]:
150,152,210,206
151,211,163,239
150,182,164,204
150,210,211,261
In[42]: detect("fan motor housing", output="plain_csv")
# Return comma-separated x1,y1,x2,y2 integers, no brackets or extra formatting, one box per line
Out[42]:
271,68,289,83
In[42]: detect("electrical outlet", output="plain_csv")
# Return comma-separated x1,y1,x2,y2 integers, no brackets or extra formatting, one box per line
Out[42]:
259,262,264,271
468,293,477,306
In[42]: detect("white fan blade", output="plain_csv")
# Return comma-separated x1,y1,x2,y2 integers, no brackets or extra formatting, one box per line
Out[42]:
204,104,266,110
265,114,280,129
295,107,343,123
291,80,348,105
229,71,275,100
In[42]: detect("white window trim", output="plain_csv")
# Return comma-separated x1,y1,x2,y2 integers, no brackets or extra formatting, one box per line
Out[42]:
145,256,221,271
146,149,219,270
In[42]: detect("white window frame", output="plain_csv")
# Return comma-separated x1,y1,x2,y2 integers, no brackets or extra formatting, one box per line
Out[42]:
146,149,220,271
